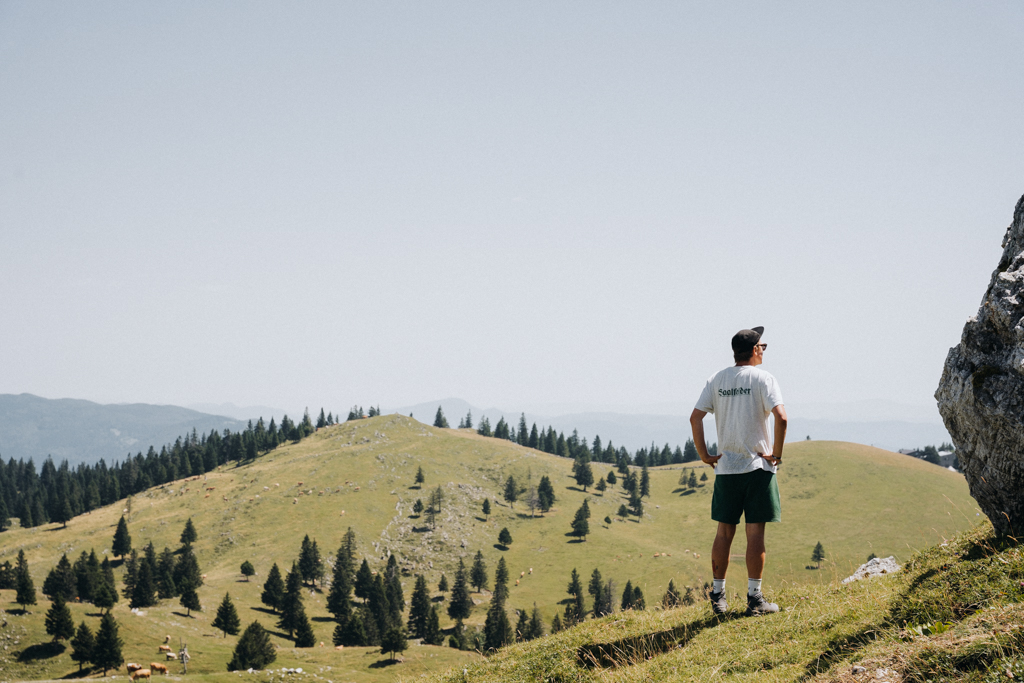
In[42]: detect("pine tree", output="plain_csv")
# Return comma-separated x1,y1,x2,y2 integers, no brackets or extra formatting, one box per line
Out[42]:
515,608,529,642
537,475,555,512
550,613,562,634
564,568,585,625
43,553,76,601
700,471,709,483
494,557,509,602
476,416,492,437
380,626,408,662
112,515,131,559
662,580,681,608
15,549,36,612
130,559,156,609
180,517,198,545
588,569,608,617
482,499,490,519
423,605,443,645
470,550,488,592
574,459,594,491
447,559,473,621
354,559,374,602
414,466,425,487
438,574,449,594
299,535,324,587
294,609,316,647
433,407,449,429
621,580,635,611
384,554,404,625
483,591,513,651
812,542,825,568
327,542,355,622
45,593,75,641
527,604,544,640
497,527,513,549
0,496,8,532
213,593,241,636
180,584,201,616
595,477,607,493
688,470,698,489
571,500,590,541
640,465,650,498
631,585,646,610
228,621,277,671
261,563,285,613
278,562,305,636
70,621,95,672
156,547,176,598
240,560,255,581
503,476,518,508
173,544,203,592
93,611,124,675
407,575,431,638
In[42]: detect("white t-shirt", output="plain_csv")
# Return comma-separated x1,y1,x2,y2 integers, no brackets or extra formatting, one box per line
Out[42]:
694,365,784,475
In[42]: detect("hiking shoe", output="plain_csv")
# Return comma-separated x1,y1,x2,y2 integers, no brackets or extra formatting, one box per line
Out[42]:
745,591,779,616
709,590,728,615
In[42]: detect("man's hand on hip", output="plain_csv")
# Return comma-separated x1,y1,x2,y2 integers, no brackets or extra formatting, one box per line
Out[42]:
701,453,722,467
759,453,781,468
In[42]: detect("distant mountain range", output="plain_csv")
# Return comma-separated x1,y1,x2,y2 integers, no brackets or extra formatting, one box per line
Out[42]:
0,393,247,466
0,393,951,468
393,398,951,453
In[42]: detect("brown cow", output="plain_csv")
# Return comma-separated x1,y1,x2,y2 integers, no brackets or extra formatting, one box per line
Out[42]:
126,663,143,673
158,645,171,653
131,669,151,681
149,663,168,675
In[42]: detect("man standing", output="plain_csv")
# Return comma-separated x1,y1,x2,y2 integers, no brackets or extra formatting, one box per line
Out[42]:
690,326,787,616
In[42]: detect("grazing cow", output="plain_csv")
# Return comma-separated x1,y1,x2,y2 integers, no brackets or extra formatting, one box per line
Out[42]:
204,494,210,498
293,498,298,504
297,482,303,486
529,568,533,574
126,663,142,673
515,579,519,586
520,572,525,578
131,669,151,681
165,652,177,661
158,645,171,653
206,487,215,491
150,663,168,675
164,635,171,643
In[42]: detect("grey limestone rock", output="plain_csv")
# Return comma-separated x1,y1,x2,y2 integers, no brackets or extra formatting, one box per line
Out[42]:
936,193,1024,536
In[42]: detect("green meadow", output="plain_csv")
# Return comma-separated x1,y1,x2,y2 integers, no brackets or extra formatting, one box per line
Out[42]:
0,415,979,682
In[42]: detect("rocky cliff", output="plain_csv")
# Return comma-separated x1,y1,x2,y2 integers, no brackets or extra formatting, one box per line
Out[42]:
936,193,1024,537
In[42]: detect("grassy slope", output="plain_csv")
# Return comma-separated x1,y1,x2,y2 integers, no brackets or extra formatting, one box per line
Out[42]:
0,416,978,681
425,523,1024,683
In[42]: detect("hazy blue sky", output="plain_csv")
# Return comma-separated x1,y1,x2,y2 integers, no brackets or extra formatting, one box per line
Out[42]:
1,2,1022,419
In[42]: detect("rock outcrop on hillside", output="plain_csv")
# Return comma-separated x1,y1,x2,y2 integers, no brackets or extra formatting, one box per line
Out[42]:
936,193,1024,537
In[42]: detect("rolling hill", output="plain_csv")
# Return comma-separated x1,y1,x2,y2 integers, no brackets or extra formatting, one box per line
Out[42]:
0,415,978,682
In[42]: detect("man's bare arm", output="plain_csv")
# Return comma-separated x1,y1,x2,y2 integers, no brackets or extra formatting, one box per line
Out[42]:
690,409,721,466
761,404,788,467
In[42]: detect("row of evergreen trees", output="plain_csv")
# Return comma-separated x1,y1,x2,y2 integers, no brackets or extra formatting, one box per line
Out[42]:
433,406,715,468
0,408,327,532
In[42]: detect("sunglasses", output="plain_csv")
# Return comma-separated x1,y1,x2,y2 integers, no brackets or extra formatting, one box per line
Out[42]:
755,343,768,350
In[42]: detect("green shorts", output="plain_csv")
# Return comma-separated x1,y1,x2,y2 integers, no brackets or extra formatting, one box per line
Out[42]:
711,468,781,524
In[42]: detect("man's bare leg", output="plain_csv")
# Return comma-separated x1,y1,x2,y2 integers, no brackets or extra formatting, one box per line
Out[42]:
712,522,737,580
745,522,766,579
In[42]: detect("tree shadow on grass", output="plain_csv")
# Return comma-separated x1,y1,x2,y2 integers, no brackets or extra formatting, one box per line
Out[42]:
796,626,885,681
18,642,65,662
61,667,95,679
412,526,432,533
577,613,743,669
171,611,196,619
493,544,509,551
679,490,695,497
250,606,277,616
368,658,401,669
311,616,335,623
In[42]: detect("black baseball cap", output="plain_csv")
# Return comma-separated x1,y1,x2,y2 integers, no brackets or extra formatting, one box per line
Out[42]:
731,326,764,353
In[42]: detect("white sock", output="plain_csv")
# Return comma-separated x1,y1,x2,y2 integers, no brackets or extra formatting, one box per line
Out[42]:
748,578,762,596
712,579,725,593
